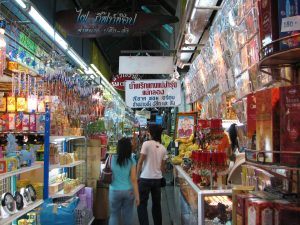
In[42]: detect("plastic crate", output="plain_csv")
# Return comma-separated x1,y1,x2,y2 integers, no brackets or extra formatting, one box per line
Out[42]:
75,203,93,225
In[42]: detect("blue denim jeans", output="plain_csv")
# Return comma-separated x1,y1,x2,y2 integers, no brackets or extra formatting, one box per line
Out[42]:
109,189,135,225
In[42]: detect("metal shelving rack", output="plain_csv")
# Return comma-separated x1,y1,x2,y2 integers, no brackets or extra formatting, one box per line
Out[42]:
43,105,88,199
44,135,87,199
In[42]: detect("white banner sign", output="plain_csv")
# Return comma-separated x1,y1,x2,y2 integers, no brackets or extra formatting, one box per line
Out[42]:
119,56,173,74
125,79,181,108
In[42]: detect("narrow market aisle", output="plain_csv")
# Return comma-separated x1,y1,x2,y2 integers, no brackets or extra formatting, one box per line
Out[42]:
95,185,175,225
132,186,174,225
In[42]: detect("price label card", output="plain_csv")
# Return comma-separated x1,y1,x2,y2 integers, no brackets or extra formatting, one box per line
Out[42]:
281,16,300,32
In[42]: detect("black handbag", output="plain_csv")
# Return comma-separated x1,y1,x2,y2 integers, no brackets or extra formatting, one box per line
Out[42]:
161,177,166,188
100,155,113,184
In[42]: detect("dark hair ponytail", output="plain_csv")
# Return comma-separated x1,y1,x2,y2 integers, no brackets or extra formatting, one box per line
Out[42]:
116,138,132,167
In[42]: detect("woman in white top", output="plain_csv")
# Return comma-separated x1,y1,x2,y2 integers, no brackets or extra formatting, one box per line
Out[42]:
137,125,167,225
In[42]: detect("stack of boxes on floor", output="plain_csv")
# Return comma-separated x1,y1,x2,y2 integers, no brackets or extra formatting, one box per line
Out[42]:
87,136,109,220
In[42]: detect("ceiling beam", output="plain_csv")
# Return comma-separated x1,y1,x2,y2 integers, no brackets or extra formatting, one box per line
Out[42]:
157,0,175,15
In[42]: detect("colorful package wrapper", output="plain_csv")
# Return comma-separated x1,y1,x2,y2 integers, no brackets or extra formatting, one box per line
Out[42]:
29,113,36,132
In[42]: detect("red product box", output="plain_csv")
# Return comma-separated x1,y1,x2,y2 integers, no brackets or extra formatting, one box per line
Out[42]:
22,114,29,131
8,113,15,131
210,119,222,129
245,198,274,225
258,0,279,53
236,194,257,225
198,119,210,129
255,88,280,163
280,85,300,166
1,114,9,132
15,113,23,131
29,113,36,132
247,94,256,138
0,159,6,174
274,200,300,225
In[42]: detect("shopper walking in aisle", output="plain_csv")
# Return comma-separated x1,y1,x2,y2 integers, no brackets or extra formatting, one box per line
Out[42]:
137,125,168,225
109,138,140,225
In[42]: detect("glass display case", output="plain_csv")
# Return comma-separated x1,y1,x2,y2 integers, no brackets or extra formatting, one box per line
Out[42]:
174,166,233,225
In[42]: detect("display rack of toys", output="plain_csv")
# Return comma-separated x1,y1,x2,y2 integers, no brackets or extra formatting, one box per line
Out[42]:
0,117,44,224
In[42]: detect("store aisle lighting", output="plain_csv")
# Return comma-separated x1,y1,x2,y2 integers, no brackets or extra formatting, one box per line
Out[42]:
67,49,87,69
191,0,216,21
15,0,27,9
13,0,124,103
90,64,102,76
77,69,84,74
27,6,68,50
91,64,114,88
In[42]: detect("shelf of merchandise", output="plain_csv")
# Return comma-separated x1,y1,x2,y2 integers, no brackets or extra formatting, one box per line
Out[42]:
50,184,85,198
0,199,44,225
88,217,95,225
50,136,86,143
245,149,300,171
245,161,300,171
49,160,85,170
0,132,44,136
0,163,43,180
259,34,300,68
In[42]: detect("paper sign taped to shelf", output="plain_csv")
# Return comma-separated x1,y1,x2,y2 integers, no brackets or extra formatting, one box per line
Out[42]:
281,16,300,32
125,79,181,108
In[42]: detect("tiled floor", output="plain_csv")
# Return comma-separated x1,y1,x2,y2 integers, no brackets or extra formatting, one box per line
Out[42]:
94,185,175,225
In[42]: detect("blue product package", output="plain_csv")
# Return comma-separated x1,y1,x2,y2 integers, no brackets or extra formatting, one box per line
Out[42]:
40,198,79,225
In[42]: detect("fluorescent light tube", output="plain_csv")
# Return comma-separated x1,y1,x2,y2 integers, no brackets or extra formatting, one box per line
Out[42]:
90,64,102,75
28,7,55,38
77,69,84,74
191,8,196,20
14,0,27,9
28,6,68,50
54,33,68,50
84,67,96,75
68,49,87,69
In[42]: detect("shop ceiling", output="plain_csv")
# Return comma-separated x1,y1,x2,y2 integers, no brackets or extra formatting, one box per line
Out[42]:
4,0,224,83
69,0,180,75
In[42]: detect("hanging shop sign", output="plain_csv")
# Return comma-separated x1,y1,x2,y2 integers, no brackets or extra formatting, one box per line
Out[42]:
119,56,173,74
125,79,181,108
55,9,178,37
111,74,139,91
136,116,147,127
135,110,151,119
